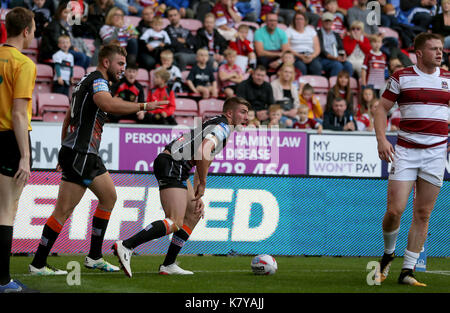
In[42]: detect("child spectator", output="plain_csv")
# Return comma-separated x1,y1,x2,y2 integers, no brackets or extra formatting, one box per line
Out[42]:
323,96,357,131
271,64,300,127
262,104,289,128
110,62,146,123
218,48,244,98
280,50,302,84
326,69,355,114
293,104,323,133
356,98,377,132
186,48,218,99
299,83,323,121
138,68,177,125
139,15,171,70
159,49,183,93
52,35,74,97
229,24,257,71
356,86,376,118
247,109,261,128
361,34,386,97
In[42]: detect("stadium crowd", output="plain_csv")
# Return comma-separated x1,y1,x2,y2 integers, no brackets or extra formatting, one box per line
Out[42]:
0,0,449,130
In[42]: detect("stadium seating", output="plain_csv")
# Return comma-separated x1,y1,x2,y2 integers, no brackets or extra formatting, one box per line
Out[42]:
198,98,224,118
83,38,96,55
136,68,150,99
174,98,198,117
22,38,39,62
42,111,66,122
72,65,86,83
86,66,97,74
36,63,53,82
379,27,399,40
37,93,70,117
409,52,417,65
175,115,196,127
300,75,329,94
328,76,359,93
179,18,203,34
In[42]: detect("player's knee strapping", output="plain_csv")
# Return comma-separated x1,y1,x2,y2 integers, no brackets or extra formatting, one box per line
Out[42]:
162,218,180,234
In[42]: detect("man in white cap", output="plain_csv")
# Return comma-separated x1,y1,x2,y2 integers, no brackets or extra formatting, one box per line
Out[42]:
317,11,354,77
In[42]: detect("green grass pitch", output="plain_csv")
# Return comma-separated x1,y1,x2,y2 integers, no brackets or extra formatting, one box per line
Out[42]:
9,254,450,293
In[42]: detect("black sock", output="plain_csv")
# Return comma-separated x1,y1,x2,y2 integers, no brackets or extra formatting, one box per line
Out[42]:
31,216,62,269
87,215,110,260
0,225,13,285
123,220,168,249
163,227,190,266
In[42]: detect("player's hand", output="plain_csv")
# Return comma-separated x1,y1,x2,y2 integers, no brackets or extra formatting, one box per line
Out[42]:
195,198,205,219
192,183,206,201
56,163,62,172
377,138,395,163
146,100,169,111
13,157,30,186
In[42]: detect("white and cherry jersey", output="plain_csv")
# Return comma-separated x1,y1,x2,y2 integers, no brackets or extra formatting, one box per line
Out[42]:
382,65,450,149
362,50,386,89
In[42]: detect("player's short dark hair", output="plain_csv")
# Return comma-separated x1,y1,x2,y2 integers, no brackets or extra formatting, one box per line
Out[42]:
254,65,266,73
333,96,347,104
5,7,34,38
222,97,251,113
98,44,127,63
414,33,444,51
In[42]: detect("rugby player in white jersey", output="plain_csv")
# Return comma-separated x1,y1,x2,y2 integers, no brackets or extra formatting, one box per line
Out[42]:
374,33,450,286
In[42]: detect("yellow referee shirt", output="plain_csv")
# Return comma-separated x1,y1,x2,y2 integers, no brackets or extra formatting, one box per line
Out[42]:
0,45,36,131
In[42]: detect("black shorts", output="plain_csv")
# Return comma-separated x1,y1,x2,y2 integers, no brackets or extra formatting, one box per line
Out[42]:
0,130,32,177
58,146,107,187
153,152,192,190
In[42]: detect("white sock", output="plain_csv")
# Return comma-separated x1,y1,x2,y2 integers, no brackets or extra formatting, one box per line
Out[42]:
402,249,420,270
383,227,400,254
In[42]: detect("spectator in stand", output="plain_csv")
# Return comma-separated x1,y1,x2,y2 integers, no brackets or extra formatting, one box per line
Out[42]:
161,0,194,18
317,11,353,78
388,57,405,76
138,68,177,125
212,0,241,41
254,12,289,71
279,50,302,84
431,0,450,49
299,82,323,121
347,0,379,35
247,108,261,128
138,15,171,70
194,13,228,70
86,0,114,39
186,48,218,99
136,5,154,35
236,65,274,122
343,20,371,78
110,62,145,123
114,0,143,16
318,0,347,38
271,63,300,127
52,35,74,97
361,34,387,97
404,0,437,33
165,7,196,71
229,23,257,71
278,0,296,26
31,0,52,38
326,69,355,114
293,104,323,133
356,97,377,131
323,96,357,131
159,49,184,93
262,104,289,128
39,3,91,68
292,1,320,27
100,7,139,64
286,11,322,76
260,0,279,23
218,48,244,98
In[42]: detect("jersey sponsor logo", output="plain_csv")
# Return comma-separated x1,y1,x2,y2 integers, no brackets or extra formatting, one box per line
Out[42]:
93,78,109,93
213,122,231,142
442,81,448,90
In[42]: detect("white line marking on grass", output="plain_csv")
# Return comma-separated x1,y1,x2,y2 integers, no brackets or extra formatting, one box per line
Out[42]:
426,271,450,276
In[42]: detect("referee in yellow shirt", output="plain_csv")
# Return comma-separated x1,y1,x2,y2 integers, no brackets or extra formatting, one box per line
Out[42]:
0,7,37,293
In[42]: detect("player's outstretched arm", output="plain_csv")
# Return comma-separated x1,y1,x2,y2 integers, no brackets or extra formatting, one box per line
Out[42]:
93,91,168,115
374,97,395,163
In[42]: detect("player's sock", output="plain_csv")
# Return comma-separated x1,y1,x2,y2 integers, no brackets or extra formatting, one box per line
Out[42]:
87,207,111,260
402,249,420,270
31,215,63,269
162,225,192,266
0,225,13,285
122,219,172,249
383,227,399,254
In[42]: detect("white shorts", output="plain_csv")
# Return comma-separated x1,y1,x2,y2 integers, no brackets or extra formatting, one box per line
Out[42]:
389,144,447,187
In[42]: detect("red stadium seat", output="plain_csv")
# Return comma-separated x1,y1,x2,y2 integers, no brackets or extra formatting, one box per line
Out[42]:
86,66,97,74
379,27,399,40
34,82,52,94
175,115,196,127
175,98,198,116
38,93,70,116
198,98,224,118
72,65,85,83
179,18,203,34
83,38,96,55
300,75,329,93
22,38,39,62
42,111,66,123
36,63,54,82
